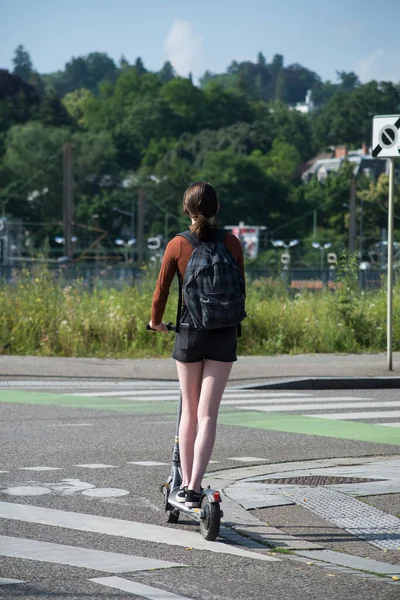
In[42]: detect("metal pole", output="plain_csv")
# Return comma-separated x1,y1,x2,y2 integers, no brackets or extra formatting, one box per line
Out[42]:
387,158,395,371
320,249,323,271
137,188,145,264
349,177,357,253
63,142,74,260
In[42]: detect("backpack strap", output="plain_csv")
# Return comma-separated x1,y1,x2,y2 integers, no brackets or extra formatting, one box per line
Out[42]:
176,230,201,249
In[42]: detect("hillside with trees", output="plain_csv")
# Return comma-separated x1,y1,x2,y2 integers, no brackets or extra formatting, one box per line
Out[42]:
1,45,400,265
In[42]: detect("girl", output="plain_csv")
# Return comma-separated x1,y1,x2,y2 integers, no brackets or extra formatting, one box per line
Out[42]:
149,181,245,507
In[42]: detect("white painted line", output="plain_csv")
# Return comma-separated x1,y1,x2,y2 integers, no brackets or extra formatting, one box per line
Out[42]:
19,466,62,471
2,486,51,496
82,488,129,498
0,471,9,474
48,423,93,427
0,535,184,573
379,422,400,427
0,502,278,562
237,401,400,412
91,576,192,599
223,396,371,405
308,410,400,420
227,457,269,462
73,464,118,469
70,390,308,398
127,461,168,467
69,391,179,398
0,578,25,585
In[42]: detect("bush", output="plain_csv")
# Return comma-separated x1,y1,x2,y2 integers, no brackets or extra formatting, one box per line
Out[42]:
0,265,399,358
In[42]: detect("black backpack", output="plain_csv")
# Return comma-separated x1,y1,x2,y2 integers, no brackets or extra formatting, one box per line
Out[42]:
176,229,246,331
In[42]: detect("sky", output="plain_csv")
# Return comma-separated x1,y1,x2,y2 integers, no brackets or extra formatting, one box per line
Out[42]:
0,0,399,84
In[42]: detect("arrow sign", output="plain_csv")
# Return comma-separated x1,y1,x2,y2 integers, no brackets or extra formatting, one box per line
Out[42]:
372,115,400,158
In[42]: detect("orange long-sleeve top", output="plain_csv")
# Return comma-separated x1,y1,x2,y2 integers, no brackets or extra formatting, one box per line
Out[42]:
151,231,245,326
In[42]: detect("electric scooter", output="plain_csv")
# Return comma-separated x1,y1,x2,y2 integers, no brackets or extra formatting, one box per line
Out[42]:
147,322,223,541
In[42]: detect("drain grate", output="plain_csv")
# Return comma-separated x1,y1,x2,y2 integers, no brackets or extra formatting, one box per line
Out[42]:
262,476,383,486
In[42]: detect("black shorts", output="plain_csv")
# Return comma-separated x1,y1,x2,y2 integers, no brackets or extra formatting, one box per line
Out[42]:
172,323,237,363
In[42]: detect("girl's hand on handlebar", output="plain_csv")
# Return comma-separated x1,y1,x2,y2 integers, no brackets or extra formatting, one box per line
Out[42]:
148,321,169,334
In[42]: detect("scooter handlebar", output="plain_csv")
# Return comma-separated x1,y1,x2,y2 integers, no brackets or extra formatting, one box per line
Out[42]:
146,322,176,331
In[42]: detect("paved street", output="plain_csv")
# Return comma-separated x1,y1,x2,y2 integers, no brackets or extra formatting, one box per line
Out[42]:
0,372,399,599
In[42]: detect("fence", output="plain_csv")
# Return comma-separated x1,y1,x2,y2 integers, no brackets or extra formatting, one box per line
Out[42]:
0,264,391,292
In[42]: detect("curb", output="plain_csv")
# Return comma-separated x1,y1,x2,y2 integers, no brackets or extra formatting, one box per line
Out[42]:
235,377,400,390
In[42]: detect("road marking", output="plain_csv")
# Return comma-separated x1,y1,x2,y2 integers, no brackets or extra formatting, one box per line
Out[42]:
0,502,278,562
73,464,118,469
237,401,400,412
72,390,308,398
82,488,129,498
19,466,62,471
127,461,168,466
223,396,370,405
218,412,400,446
91,576,193,599
0,535,184,573
308,410,400,420
47,423,93,427
3,486,51,496
227,457,269,462
0,578,25,585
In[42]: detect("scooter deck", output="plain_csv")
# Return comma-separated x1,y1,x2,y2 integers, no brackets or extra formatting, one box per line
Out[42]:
168,488,204,519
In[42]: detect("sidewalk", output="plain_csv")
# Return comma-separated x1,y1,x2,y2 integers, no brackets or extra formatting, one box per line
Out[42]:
1,352,400,386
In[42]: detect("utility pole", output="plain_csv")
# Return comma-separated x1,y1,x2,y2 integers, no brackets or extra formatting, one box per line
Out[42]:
348,176,357,253
63,142,74,260
137,188,145,264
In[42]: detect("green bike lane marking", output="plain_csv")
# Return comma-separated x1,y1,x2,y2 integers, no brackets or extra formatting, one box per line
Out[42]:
1,390,400,446
218,412,400,446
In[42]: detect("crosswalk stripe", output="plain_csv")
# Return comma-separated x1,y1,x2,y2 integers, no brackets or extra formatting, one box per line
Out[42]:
70,390,309,399
0,535,183,573
0,502,278,562
237,401,400,412
222,396,370,405
0,578,25,585
308,411,400,420
91,576,193,599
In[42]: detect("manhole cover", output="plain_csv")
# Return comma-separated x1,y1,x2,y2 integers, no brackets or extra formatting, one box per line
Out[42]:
262,476,383,486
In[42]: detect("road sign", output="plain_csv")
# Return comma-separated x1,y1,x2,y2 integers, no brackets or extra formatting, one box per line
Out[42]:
372,115,400,158
280,252,290,265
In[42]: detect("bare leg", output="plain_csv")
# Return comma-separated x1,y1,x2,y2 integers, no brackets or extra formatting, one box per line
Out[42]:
189,360,233,493
175,360,204,487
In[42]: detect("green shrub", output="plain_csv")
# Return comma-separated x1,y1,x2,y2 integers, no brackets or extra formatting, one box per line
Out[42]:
0,264,399,358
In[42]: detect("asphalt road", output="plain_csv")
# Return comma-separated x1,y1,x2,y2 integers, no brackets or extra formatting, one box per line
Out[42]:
0,382,399,599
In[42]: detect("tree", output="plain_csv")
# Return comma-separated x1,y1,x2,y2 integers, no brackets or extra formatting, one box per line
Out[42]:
62,89,94,125
12,45,33,82
158,61,176,83
134,57,147,76
119,55,130,69
3,122,69,221
160,77,207,133
257,52,266,67
196,149,286,226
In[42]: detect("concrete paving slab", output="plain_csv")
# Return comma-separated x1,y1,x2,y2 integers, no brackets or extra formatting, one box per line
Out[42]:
297,549,400,575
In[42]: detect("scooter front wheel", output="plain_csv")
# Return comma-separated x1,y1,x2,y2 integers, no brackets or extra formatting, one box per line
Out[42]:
163,483,180,523
200,496,220,541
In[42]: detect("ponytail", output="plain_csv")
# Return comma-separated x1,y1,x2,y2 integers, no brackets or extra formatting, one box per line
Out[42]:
189,214,216,241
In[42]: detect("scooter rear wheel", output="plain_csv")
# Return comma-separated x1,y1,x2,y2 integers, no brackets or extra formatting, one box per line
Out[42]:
200,496,220,541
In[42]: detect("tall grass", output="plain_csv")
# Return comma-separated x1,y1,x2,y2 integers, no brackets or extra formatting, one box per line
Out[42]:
0,265,399,358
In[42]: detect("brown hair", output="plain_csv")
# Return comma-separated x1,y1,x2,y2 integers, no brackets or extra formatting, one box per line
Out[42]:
183,181,218,241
